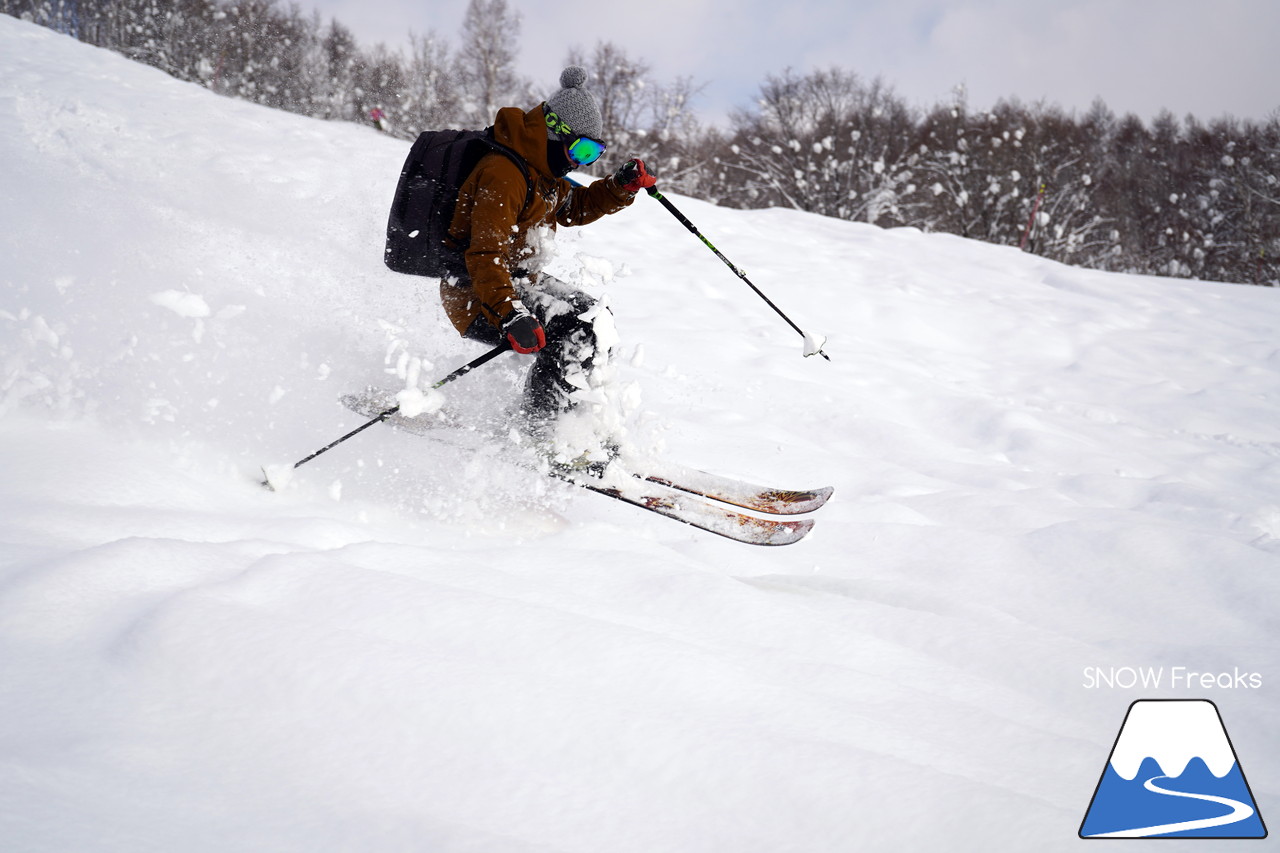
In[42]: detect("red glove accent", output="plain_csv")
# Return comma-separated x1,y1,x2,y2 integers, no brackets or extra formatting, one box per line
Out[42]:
615,159,657,193
501,307,546,354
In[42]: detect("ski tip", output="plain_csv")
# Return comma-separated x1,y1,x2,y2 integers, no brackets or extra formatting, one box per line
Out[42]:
752,486,834,516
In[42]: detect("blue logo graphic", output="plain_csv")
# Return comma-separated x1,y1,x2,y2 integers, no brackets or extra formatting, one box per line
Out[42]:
1080,700,1267,839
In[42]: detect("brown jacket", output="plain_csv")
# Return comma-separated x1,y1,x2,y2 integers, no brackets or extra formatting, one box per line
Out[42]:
440,104,635,335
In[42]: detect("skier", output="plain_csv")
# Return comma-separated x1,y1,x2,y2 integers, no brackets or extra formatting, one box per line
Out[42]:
303,74,831,540
435,66,655,463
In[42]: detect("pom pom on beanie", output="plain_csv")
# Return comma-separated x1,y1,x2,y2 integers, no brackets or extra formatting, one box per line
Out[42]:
559,66,587,89
544,66,603,141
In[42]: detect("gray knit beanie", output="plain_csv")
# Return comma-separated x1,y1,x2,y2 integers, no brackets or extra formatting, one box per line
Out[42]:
544,66,603,141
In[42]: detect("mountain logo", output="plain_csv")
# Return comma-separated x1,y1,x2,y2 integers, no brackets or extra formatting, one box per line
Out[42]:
1080,699,1267,839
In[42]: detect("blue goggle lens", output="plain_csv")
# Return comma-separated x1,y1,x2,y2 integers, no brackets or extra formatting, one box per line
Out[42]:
567,135,606,166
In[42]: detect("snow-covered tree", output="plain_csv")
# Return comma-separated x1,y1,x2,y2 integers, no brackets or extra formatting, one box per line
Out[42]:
454,0,525,127
4,0,1275,284
714,68,917,226
399,31,455,136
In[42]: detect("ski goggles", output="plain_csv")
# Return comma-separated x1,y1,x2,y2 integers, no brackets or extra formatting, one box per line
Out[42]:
545,105,606,166
566,134,607,166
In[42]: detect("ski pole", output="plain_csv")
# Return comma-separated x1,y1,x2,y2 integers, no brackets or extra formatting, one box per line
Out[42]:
646,186,830,361
261,341,512,489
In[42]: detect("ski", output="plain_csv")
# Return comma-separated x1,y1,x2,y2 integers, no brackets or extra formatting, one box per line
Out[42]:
339,390,459,436
552,469,815,547
635,461,832,516
340,389,825,544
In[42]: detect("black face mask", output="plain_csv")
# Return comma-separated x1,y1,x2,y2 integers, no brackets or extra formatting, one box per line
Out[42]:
547,138,574,178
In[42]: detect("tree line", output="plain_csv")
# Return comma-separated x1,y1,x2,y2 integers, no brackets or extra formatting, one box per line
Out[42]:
5,0,1277,285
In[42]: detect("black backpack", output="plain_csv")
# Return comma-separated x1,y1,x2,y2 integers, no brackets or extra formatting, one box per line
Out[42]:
383,128,533,279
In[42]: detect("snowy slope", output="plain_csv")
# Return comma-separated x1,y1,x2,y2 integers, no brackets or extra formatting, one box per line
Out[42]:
2,17,1278,852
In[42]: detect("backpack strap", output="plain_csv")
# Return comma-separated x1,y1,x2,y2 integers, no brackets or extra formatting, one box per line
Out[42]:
481,129,535,215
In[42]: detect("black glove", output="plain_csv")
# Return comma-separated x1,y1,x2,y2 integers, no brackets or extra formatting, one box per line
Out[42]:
615,158,657,193
501,304,545,354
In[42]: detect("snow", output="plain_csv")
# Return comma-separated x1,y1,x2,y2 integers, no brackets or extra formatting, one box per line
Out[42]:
395,387,445,418
802,330,828,358
149,289,212,318
2,17,1279,852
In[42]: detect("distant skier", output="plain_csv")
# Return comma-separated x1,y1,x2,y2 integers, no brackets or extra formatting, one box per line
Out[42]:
370,107,390,133
387,66,656,467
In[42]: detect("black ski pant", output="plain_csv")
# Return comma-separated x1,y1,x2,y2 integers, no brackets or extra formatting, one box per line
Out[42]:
461,276,607,429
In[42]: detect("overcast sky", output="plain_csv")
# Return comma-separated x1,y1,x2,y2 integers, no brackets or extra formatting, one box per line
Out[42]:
300,0,1280,125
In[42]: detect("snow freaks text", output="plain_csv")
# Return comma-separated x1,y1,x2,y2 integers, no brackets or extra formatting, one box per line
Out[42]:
1082,667,1264,690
